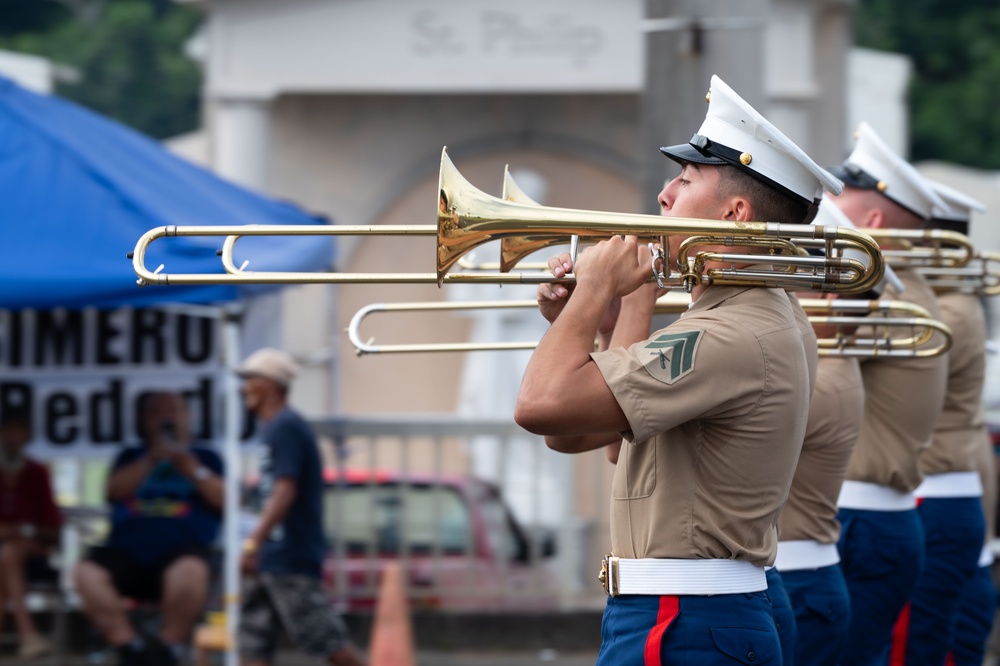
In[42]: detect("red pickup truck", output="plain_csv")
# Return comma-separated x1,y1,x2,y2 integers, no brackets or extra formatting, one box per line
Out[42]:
319,469,560,611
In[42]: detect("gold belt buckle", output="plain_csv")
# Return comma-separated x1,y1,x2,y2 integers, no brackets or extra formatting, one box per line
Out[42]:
598,553,620,596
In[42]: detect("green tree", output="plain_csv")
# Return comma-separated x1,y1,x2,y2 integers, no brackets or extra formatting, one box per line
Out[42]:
0,0,203,139
854,0,1000,168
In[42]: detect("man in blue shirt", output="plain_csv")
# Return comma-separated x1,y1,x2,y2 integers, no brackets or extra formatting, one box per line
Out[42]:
236,348,366,666
74,391,224,666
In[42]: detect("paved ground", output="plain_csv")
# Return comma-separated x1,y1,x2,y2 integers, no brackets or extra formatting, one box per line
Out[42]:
413,651,596,666
13,644,1000,666
41,648,598,665
5,609,603,665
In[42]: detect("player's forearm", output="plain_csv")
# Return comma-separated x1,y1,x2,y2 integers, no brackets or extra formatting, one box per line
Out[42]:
518,287,607,399
516,284,627,435
605,441,622,464
544,431,621,454
611,289,658,349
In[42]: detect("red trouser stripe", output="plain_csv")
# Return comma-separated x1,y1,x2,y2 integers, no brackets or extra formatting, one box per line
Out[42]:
644,595,680,666
890,602,911,666
888,497,924,666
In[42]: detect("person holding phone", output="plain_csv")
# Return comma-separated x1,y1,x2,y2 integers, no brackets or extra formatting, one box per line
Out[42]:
73,391,224,666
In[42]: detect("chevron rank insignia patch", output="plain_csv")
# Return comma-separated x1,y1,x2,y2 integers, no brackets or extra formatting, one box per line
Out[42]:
640,330,703,385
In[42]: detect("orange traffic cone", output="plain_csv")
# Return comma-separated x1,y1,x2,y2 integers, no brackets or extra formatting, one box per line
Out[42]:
368,562,416,666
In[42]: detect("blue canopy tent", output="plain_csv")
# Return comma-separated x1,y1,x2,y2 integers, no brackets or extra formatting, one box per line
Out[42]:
0,74,332,664
0,74,331,309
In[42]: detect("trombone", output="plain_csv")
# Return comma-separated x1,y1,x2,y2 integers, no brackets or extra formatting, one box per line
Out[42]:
131,148,884,293
437,156,885,293
919,251,1000,295
798,298,953,358
865,228,974,269
348,295,952,358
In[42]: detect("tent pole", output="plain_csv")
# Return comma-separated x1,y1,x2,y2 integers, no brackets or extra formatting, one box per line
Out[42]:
222,306,243,666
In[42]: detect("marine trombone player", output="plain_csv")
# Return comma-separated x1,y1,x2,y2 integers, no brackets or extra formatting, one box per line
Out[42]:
514,75,838,665
826,122,949,666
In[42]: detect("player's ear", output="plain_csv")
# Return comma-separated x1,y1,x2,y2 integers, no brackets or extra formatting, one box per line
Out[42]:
721,195,753,222
865,207,884,229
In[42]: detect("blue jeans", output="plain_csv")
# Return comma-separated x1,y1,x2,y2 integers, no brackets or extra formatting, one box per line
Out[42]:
782,564,850,666
902,497,985,665
596,591,781,665
837,507,924,666
767,568,798,666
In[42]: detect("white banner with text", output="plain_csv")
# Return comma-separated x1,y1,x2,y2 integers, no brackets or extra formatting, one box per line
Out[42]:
0,308,254,460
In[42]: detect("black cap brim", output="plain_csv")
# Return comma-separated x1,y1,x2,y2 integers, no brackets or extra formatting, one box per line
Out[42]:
659,142,727,166
926,218,970,235
828,163,881,190
661,136,813,207
830,162,928,219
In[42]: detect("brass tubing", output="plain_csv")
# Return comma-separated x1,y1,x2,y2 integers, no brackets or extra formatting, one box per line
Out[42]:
865,228,975,269
347,296,950,357
920,251,1000,296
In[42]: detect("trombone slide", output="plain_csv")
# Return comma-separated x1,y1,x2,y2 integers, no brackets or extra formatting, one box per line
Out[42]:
347,296,952,358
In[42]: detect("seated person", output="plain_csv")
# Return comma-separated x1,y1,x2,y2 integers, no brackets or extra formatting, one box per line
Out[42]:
0,407,62,660
74,392,223,666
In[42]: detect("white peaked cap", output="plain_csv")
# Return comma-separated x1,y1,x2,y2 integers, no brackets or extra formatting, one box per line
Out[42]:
832,122,945,220
815,196,904,296
660,75,843,205
926,179,987,223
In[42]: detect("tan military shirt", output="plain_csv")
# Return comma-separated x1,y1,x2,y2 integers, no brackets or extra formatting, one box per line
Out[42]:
973,428,996,542
592,285,810,567
845,268,948,492
789,293,818,394
780,357,864,544
920,291,987,475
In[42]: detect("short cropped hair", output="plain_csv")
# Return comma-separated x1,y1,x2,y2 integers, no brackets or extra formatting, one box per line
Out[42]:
715,166,814,225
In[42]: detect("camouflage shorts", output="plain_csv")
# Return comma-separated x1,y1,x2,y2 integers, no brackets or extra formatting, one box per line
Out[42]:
239,572,350,660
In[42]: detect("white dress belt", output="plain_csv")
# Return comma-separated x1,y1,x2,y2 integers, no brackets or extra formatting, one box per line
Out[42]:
838,480,917,511
914,472,983,498
600,556,767,596
774,540,841,571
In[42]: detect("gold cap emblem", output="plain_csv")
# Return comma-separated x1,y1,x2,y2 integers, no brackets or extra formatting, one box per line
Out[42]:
877,181,888,192
705,90,711,103
739,152,753,166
